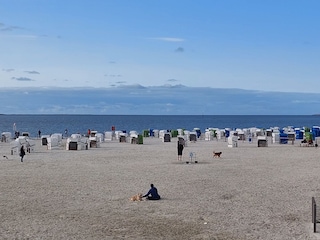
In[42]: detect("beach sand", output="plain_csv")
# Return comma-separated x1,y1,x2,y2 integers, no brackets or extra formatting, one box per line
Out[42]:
0,137,320,239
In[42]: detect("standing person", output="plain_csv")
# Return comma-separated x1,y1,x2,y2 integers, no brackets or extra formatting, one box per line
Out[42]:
143,184,161,200
64,129,68,138
20,145,25,162
38,130,41,139
177,138,184,161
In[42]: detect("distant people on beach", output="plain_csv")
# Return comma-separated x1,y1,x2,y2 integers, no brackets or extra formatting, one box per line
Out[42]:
15,131,19,139
111,126,116,140
64,129,68,138
38,130,41,138
177,138,185,161
20,146,25,162
143,184,161,200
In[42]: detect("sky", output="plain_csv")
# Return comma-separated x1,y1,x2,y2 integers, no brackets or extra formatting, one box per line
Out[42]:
1,86,320,115
1,0,319,93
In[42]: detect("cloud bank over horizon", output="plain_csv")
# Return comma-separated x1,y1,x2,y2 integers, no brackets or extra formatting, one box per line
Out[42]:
0,85,319,115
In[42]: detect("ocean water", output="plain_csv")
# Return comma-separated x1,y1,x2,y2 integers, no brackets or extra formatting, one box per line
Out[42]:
0,115,319,137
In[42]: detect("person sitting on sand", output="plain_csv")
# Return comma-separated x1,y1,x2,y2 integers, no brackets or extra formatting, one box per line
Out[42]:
143,184,161,200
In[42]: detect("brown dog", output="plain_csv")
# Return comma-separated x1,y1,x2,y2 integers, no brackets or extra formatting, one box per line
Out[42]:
213,151,222,158
130,193,143,201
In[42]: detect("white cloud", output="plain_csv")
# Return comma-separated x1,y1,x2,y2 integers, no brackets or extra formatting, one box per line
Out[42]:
149,37,185,42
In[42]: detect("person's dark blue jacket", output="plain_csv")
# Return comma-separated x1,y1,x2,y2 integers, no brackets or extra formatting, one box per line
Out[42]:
143,184,161,200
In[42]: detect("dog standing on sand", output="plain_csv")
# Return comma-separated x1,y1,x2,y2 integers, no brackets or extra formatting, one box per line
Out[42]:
213,151,222,158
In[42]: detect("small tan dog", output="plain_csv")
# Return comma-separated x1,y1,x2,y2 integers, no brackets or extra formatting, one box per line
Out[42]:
130,193,143,201
213,151,222,158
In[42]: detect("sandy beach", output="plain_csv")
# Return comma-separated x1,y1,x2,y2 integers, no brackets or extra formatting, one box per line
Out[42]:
1,136,320,239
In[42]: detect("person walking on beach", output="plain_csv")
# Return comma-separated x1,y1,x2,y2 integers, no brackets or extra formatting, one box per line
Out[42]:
20,145,25,162
143,184,161,200
177,138,185,161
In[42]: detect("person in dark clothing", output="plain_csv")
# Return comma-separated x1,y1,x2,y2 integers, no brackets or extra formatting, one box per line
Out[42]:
20,145,25,162
143,184,161,200
177,139,184,161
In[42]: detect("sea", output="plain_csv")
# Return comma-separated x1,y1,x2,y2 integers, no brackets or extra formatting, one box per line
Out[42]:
1,115,320,138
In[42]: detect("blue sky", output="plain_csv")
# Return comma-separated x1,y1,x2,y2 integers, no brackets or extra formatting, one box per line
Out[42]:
1,0,319,93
